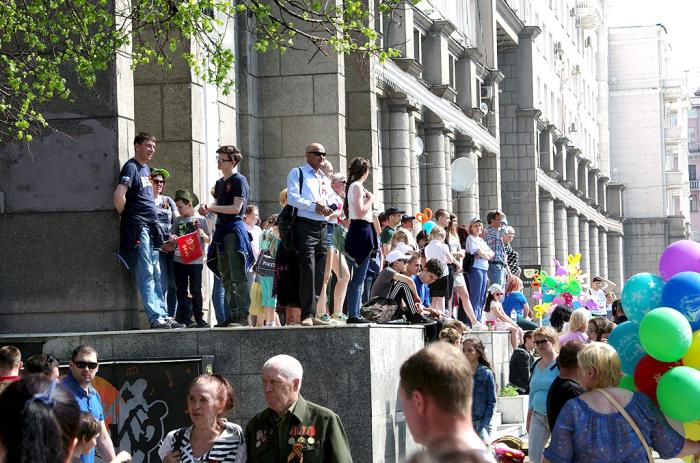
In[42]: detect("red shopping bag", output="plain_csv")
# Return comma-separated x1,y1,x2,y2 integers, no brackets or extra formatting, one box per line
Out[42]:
177,231,202,264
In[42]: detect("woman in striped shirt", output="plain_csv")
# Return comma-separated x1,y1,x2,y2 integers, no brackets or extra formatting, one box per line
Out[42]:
159,374,246,463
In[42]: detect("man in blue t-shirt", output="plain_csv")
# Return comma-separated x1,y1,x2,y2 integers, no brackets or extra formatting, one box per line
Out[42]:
62,345,115,463
114,132,183,329
200,145,252,326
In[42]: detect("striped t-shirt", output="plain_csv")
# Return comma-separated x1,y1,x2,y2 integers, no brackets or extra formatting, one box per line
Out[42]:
158,420,247,463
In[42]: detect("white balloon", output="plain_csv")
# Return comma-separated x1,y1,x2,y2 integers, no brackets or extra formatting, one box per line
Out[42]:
413,137,424,156
451,157,477,192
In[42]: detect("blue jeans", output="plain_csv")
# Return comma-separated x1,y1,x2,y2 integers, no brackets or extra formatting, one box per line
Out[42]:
468,267,488,321
133,225,168,324
347,255,372,318
212,274,227,324
362,258,380,304
487,261,507,288
159,252,177,317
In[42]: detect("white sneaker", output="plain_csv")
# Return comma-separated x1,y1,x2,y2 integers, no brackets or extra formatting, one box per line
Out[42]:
473,321,488,331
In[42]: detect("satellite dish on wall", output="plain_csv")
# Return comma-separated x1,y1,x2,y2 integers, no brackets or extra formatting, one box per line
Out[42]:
480,102,489,115
414,137,424,156
451,157,477,192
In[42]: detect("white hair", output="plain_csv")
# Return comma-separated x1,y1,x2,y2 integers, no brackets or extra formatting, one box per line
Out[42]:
263,355,304,383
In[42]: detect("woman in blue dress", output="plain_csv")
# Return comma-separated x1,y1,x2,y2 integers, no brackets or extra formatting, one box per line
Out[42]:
544,342,700,463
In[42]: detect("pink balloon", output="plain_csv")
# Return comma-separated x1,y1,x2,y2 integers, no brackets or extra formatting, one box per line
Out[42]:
659,240,700,281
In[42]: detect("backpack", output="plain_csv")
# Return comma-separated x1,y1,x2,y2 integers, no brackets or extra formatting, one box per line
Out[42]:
277,167,303,251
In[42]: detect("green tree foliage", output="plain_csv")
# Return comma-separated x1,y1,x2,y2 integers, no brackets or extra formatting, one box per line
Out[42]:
0,0,420,142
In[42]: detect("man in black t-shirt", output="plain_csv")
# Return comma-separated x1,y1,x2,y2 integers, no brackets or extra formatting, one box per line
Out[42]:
200,145,252,326
546,340,586,430
114,132,183,329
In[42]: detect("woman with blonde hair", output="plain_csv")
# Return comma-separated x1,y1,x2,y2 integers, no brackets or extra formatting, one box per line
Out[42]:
543,343,700,462
389,228,411,251
503,274,538,330
558,308,591,346
528,326,560,463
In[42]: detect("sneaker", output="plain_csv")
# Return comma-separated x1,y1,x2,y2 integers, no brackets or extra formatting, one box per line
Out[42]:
227,318,249,327
166,318,186,329
196,320,210,328
410,314,438,326
312,316,331,326
346,316,372,324
150,318,171,329
300,317,314,327
187,322,199,328
333,313,348,322
473,321,488,331
318,313,336,323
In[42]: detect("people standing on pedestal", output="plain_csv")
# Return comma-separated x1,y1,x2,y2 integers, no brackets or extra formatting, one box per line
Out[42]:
200,145,253,327
466,216,494,322
484,210,510,288
380,207,405,256
114,132,182,329
150,168,178,318
285,143,334,327
503,226,521,277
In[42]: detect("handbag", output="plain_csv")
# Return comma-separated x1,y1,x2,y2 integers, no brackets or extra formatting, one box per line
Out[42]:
254,251,276,277
277,167,304,251
597,389,653,463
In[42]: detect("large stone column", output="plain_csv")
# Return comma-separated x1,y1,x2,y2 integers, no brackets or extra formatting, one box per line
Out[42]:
454,138,480,222
424,125,448,211
579,217,591,279
599,227,608,279
478,150,501,215
608,232,625,289
539,191,556,274
409,111,421,215
554,200,569,263
567,208,580,256
589,221,600,278
385,98,413,212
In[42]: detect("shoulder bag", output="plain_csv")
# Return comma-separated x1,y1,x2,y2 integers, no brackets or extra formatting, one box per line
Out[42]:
277,167,303,251
597,389,653,463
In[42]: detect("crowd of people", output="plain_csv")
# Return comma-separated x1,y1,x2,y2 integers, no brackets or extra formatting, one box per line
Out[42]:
114,132,550,333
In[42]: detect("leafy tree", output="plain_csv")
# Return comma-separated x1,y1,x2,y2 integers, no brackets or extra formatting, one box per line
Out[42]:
0,0,419,142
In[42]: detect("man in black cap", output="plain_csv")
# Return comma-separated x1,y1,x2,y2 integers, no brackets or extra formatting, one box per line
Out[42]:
400,215,418,250
380,207,405,255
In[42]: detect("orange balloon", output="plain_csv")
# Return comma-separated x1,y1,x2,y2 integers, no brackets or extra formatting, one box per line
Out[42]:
423,208,433,220
415,213,427,223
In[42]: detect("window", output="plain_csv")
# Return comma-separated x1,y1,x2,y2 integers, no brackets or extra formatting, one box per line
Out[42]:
449,55,456,88
690,128,696,144
413,29,423,63
690,165,697,181
691,195,698,213
690,108,699,118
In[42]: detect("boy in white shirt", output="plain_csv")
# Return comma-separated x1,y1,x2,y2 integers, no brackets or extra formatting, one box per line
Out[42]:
424,226,460,317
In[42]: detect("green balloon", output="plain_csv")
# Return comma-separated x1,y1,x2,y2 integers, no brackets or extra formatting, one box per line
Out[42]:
657,366,700,422
639,307,692,362
569,280,582,295
618,374,636,392
544,276,557,288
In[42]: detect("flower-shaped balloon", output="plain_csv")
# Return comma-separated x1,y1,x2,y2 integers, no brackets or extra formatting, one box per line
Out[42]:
532,290,543,301
553,258,569,276
561,292,573,305
533,302,551,319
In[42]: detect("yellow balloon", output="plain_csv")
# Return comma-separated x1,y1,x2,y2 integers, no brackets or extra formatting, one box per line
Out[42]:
683,421,700,461
682,330,700,370
533,303,550,319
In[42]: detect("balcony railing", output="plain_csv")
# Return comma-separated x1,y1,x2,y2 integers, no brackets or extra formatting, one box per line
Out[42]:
691,180,700,190
575,0,602,28
665,126,682,144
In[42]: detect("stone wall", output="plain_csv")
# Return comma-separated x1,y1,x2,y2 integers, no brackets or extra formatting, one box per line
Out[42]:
467,330,514,391
0,325,424,463
623,218,670,278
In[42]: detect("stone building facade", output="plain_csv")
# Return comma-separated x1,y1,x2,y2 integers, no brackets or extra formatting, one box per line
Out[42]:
608,25,690,277
0,0,627,333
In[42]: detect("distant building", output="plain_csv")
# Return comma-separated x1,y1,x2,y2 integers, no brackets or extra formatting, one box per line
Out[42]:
609,24,691,276
688,93,700,240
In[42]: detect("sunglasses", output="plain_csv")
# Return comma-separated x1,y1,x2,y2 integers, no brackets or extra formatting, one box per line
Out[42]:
217,158,233,163
73,360,98,370
534,339,550,346
307,150,326,157
152,179,164,184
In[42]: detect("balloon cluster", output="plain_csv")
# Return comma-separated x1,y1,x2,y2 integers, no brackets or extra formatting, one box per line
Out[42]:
415,208,435,233
531,253,595,319
608,240,700,435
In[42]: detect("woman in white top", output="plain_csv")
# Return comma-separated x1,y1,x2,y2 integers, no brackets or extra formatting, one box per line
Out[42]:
466,216,494,323
424,225,459,316
343,157,378,324
483,283,523,349
447,214,479,326
160,374,246,463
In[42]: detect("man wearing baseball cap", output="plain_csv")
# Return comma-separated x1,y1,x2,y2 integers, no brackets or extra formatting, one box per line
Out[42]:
369,250,435,324
400,215,418,250
380,207,406,255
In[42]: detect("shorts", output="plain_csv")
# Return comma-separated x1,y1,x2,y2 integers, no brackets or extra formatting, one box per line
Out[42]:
326,223,336,249
454,273,467,288
260,275,277,308
428,276,448,298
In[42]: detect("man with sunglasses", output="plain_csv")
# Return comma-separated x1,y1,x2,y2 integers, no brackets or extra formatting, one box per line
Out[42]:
284,143,334,326
62,345,116,463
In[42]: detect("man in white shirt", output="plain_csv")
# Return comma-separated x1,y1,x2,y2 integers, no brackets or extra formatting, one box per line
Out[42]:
286,143,334,326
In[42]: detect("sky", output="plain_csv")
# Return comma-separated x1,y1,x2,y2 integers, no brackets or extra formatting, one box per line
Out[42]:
608,0,700,89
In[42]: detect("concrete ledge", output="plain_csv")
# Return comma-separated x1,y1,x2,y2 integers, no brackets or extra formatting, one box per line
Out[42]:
0,325,424,463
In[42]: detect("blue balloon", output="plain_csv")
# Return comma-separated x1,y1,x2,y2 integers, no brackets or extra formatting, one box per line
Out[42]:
661,271,700,331
422,220,436,234
608,321,646,375
621,273,665,324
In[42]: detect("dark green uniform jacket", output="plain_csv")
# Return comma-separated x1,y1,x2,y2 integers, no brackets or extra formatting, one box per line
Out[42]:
244,395,353,463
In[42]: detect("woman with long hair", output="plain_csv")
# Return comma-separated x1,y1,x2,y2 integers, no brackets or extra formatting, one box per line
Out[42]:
343,157,377,324
466,216,494,322
544,343,700,462
446,214,479,326
0,375,81,463
528,326,560,463
462,337,497,443
160,374,246,462
483,283,522,349
151,168,179,317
